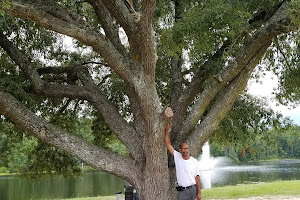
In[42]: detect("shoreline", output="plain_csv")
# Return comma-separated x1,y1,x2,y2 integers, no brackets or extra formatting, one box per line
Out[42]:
37,180,300,200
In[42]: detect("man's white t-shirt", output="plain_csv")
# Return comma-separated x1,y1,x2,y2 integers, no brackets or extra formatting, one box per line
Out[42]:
174,150,200,187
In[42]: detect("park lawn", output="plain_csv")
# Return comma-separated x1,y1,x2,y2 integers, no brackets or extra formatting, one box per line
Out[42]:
43,180,300,200
202,180,300,199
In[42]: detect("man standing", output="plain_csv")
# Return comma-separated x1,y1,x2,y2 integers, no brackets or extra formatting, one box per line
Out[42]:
165,122,202,200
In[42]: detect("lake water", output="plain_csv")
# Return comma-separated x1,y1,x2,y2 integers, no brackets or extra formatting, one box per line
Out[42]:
0,159,300,200
0,171,124,200
199,159,300,189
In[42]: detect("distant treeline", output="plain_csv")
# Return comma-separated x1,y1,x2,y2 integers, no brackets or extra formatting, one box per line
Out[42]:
210,125,300,162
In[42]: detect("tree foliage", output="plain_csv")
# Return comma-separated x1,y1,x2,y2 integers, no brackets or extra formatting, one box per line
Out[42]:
213,93,289,146
211,124,300,162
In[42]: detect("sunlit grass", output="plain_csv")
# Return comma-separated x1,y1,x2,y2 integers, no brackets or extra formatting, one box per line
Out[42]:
42,197,115,200
41,180,300,200
203,180,300,199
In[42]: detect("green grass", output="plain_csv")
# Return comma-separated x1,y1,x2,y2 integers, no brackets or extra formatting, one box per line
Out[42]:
202,180,300,199
41,180,300,200
42,197,115,200
41,197,116,200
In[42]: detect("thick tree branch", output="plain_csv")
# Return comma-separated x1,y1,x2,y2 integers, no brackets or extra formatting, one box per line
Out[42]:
169,41,230,142
167,0,193,143
181,0,293,113
187,41,273,156
127,0,156,77
119,0,159,127
35,81,143,161
170,57,183,105
141,0,155,21
177,1,295,144
126,87,145,138
37,65,81,75
0,32,44,91
42,75,144,161
0,32,143,161
179,40,231,108
168,56,185,143
86,0,127,55
0,90,141,184
92,0,138,37
248,0,286,29
88,0,142,67
5,0,134,86
4,0,159,148
74,68,144,161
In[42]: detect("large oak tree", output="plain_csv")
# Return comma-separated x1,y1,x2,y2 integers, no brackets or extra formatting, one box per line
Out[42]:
0,0,300,199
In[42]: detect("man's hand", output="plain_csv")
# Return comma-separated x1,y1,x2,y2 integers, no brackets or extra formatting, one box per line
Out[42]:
166,122,172,131
196,192,202,200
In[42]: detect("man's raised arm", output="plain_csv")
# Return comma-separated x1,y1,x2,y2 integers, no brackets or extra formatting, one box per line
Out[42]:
165,122,174,156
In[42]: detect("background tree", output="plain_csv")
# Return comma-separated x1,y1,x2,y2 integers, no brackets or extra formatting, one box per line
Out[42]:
211,124,300,162
0,0,300,199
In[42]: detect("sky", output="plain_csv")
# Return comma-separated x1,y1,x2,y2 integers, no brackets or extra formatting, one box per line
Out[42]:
247,72,300,126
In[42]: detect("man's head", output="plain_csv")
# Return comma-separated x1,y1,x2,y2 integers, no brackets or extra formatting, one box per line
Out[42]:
179,143,190,158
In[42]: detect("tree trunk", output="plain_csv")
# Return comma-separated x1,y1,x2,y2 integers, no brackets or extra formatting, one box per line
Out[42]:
139,118,172,199
137,171,170,200
122,114,177,200
135,164,177,200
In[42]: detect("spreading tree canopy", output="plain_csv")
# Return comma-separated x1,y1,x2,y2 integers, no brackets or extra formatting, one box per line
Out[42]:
0,0,300,199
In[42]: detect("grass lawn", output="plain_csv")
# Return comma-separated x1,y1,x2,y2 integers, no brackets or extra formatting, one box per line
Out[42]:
41,180,300,200
202,180,300,199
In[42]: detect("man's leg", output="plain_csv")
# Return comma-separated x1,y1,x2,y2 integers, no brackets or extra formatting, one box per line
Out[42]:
177,186,197,200
177,190,188,200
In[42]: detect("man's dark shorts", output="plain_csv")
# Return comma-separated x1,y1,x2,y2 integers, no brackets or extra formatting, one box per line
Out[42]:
177,185,197,200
